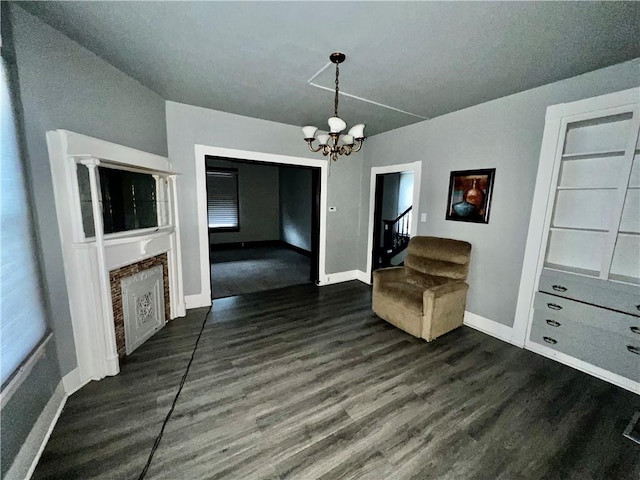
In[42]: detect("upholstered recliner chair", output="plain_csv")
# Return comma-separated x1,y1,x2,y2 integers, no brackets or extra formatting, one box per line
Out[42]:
372,236,472,341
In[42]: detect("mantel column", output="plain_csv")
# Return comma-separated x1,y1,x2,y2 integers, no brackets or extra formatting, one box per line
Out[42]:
80,158,120,377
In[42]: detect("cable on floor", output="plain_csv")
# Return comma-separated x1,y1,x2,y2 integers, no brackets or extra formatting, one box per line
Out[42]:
138,305,212,480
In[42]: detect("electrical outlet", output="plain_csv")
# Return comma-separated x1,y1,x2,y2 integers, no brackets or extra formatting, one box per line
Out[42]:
420,213,427,222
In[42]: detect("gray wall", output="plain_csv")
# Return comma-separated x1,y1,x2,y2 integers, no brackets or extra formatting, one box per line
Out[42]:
279,167,312,252
166,101,363,298
358,58,640,327
11,5,168,375
207,159,280,245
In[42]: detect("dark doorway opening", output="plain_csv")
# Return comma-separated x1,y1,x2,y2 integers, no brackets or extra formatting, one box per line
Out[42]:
371,171,415,280
205,156,321,299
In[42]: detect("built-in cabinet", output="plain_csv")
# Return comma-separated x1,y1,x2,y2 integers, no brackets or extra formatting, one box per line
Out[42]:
517,88,640,393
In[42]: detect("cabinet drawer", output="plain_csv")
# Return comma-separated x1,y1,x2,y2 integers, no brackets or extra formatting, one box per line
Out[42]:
534,292,640,339
530,320,640,382
539,269,640,316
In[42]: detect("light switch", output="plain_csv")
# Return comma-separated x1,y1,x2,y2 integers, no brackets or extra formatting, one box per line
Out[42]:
420,213,427,222
329,206,337,212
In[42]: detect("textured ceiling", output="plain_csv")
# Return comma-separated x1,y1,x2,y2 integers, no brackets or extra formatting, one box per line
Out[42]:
17,1,640,136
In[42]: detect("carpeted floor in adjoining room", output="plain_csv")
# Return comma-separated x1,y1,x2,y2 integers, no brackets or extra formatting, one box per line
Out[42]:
210,245,310,299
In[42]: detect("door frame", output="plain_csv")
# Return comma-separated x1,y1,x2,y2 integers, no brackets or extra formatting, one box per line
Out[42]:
371,174,386,277
364,161,422,284
194,145,329,303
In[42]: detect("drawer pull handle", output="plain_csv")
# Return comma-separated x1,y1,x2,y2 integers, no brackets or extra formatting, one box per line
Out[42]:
547,303,563,311
546,319,561,327
552,285,567,292
543,336,557,345
631,326,640,335
627,345,640,355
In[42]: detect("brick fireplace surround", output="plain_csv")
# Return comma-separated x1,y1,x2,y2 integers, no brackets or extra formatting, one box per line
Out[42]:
109,253,170,359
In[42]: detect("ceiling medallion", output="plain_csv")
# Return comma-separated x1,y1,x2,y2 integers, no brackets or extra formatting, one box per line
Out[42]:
302,52,365,162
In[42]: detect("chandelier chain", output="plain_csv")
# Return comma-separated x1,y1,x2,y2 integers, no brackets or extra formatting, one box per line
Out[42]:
334,63,340,117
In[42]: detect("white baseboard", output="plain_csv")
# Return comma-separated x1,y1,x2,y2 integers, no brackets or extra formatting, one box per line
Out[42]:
320,270,361,285
173,301,187,318
5,380,67,480
526,341,640,395
354,270,370,284
62,368,91,396
463,311,514,344
184,292,212,309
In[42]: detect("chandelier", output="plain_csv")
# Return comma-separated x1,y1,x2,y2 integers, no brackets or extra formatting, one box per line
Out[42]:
302,52,365,162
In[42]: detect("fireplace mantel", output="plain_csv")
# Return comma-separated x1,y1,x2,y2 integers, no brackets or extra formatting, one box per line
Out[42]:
46,130,186,393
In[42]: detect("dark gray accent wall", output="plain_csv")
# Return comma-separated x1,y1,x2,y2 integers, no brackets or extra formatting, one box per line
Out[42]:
10,5,168,375
279,167,312,252
207,159,280,245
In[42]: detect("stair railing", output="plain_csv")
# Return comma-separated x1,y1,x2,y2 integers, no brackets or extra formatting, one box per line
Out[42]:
383,206,412,253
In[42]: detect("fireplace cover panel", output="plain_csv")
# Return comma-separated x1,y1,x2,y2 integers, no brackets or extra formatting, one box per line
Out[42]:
121,265,165,355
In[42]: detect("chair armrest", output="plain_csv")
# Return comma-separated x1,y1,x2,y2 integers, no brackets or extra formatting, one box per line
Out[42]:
373,267,405,284
421,281,470,341
423,281,469,301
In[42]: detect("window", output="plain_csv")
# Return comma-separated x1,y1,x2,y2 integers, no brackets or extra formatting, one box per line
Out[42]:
206,168,239,231
1,52,48,387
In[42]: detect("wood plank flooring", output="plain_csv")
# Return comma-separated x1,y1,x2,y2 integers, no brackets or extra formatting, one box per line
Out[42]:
33,281,640,479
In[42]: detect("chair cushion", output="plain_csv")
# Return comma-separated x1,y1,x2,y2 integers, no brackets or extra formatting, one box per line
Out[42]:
405,255,469,280
405,236,471,280
407,236,471,264
405,270,451,290
374,280,423,314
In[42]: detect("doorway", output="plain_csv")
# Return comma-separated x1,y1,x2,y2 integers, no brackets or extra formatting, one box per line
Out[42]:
372,171,415,272
366,162,422,282
205,156,321,299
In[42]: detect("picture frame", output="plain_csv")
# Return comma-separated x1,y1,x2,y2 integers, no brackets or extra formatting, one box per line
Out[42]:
445,168,495,223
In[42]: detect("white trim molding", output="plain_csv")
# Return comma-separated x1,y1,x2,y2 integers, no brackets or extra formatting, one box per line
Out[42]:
526,341,640,395
463,311,514,345
192,145,330,299
185,293,213,309
320,270,365,285
4,381,67,480
365,161,422,283
61,367,88,396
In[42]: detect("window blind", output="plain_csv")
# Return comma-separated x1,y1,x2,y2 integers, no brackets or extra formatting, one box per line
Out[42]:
1,56,48,387
206,169,239,230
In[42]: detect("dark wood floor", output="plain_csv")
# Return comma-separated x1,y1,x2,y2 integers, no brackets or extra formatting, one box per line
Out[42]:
33,282,640,479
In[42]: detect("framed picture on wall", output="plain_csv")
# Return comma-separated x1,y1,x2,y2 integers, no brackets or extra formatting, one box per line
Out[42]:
445,168,495,223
